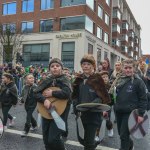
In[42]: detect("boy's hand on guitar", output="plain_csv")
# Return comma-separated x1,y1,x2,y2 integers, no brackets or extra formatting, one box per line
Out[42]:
103,111,108,118
43,89,53,98
137,116,144,124
44,99,51,109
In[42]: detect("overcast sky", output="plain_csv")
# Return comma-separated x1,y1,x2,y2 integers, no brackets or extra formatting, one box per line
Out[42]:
126,0,150,54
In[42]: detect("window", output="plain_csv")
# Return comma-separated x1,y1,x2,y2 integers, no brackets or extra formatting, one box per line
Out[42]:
135,47,138,52
121,46,128,53
60,16,85,31
104,51,108,59
60,16,93,33
88,43,93,54
104,32,109,44
3,23,16,33
106,0,110,6
41,0,54,10
129,51,133,57
3,2,16,15
130,41,134,47
97,27,103,39
61,42,75,70
122,34,128,41
40,19,53,32
129,31,134,38
113,9,121,20
98,6,103,19
22,0,34,12
86,0,94,10
122,22,129,30
61,0,85,7
23,44,50,66
112,39,120,47
85,16,93,33
105,13,109,25
97,48,101,64
22,21,34,33
135,38,139,43
112,24,121,33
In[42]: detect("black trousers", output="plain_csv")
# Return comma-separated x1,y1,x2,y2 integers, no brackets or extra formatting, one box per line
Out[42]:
2,105,13,126
42,118,65,150
24,107,37,133
83,124,98,150
116,112,133,150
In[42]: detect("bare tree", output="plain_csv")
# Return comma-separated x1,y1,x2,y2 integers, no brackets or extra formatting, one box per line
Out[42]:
0,23,24,63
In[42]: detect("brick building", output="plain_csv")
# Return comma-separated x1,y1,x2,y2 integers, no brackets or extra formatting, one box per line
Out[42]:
112,0,141,60
0,0,141,71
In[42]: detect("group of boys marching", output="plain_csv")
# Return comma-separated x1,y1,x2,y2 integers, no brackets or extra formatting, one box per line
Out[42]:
0,54,150,150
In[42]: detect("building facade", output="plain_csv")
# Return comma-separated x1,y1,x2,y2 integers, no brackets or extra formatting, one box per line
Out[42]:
0,0,141,71
112,0,141,60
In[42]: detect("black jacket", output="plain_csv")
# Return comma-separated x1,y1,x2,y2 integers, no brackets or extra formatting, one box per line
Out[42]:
34,74,72,121
114,77,147,116
0,82,18,106
21,84,37,109
72,73,110,126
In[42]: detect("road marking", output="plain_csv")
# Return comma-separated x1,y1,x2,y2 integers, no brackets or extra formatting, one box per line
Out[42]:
5,129,118,150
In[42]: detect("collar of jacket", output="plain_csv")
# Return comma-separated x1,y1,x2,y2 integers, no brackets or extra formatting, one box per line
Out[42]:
34,74,71,93
72,73,111,104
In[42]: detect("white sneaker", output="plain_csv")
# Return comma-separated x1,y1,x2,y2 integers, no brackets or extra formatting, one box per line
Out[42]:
108,129,114,137
8,117,16,127
4,126,7,131
95,136,100,142
21,131,28,137
30,126,38,131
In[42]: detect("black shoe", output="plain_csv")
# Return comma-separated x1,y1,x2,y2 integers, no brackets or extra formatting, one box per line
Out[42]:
129,140,134,150
21,131,28,137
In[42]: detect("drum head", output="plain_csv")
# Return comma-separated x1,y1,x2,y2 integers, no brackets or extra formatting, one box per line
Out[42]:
128,109,149,139
0,116,4,138
76,103,110,112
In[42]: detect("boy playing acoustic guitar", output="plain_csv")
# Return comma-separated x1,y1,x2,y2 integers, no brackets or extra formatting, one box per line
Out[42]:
34,58,71,150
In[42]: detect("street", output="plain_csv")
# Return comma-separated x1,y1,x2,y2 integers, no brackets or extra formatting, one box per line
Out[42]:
0,105,150,150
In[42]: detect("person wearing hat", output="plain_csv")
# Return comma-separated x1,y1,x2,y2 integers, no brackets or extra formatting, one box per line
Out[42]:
0,73,18,130
34,58,72,150
72,55,111,150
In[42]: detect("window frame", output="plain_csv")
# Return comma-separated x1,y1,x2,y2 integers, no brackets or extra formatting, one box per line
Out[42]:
21,21,34,33
40,0,54,10
22,0,34,13
2,2,17,15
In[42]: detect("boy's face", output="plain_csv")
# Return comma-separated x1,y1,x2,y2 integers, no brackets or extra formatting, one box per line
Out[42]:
2,76,10,84
102,60,108,68
50,63,62,76
101,74,109,84
122,63,134,77
81,62,94,75
25,75,34,85
115,63,121,70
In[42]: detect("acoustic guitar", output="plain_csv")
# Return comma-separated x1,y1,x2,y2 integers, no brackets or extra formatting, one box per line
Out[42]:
37,87,68,119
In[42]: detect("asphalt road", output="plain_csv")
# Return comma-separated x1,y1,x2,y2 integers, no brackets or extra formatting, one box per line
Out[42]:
0,104,150,150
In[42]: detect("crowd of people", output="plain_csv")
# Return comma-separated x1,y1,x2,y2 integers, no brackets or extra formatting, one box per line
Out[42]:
0,55,150,150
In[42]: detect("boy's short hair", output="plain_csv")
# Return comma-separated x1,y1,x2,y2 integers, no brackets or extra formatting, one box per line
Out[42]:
24,73,34,79
122,59,136,68
99,71,109,76
2,73,14,81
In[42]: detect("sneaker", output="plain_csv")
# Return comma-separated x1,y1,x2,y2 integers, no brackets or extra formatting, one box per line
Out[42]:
21,131,28,137
8,117,16,127
95,136,100,142
4,126,7,131
30,126,38,131
108,129,114,137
